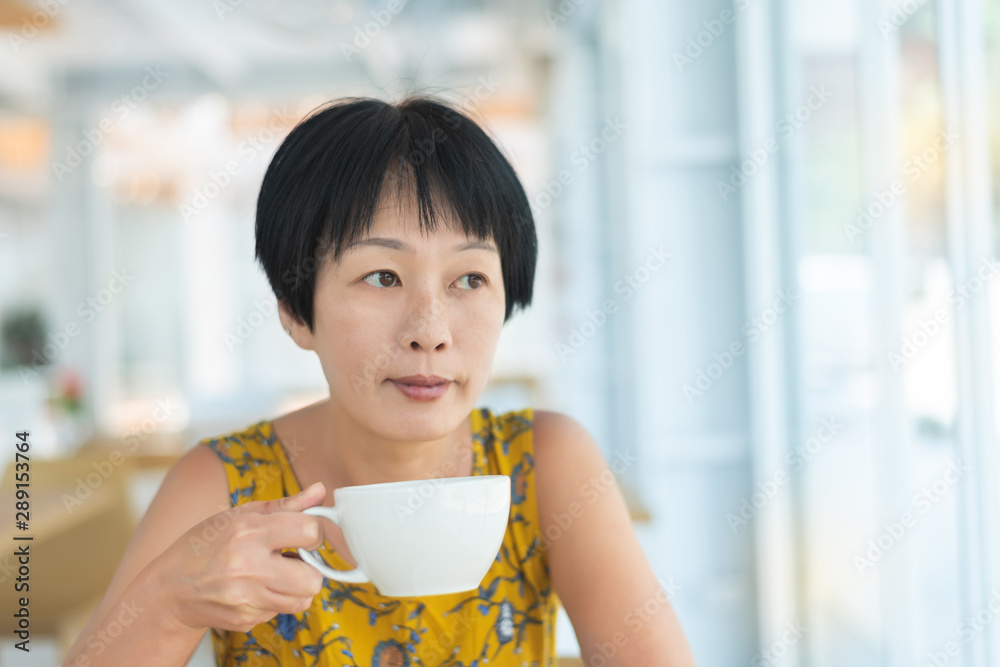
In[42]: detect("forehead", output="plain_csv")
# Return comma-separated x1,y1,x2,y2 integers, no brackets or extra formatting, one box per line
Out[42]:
344,189,497,255
344,235,497,255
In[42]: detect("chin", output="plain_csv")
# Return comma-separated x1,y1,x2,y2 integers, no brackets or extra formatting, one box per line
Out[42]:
382,418,450,443
379,399,465,438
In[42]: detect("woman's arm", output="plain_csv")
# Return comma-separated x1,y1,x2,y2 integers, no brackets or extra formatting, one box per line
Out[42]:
62,444,231,665
533,410,697,666
62,444,328,666
62,557,208,666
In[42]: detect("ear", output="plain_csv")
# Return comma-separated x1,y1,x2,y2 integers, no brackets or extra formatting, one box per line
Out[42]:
278,300,316,351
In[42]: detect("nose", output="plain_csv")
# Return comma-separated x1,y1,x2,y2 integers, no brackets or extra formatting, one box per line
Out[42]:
403,289,452,352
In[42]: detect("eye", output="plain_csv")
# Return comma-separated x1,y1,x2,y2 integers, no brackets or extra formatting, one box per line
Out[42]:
362,270,399,288
455,273,487,290
362,270,488,289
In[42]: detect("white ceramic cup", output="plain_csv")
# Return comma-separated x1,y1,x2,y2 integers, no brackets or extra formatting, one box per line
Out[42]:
297,475,510,597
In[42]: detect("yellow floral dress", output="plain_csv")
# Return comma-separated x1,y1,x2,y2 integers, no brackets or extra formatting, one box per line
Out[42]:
201,406,559,667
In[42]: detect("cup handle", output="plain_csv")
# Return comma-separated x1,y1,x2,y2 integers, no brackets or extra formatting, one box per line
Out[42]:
297,506,370,584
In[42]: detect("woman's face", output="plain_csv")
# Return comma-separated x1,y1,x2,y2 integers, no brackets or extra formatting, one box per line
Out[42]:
286,192,506,441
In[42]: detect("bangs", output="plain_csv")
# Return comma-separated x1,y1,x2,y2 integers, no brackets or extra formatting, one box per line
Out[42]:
255,95,537,330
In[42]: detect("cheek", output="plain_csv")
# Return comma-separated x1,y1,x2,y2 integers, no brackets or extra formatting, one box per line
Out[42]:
318,302,392,377
455,305,504,363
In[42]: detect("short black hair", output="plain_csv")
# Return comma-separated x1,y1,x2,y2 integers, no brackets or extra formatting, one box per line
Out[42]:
255,95,538,331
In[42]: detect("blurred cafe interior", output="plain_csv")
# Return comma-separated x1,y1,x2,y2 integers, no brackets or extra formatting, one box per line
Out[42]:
2,0,1000,665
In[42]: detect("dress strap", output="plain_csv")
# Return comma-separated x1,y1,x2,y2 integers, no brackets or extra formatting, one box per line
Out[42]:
202,421,288,507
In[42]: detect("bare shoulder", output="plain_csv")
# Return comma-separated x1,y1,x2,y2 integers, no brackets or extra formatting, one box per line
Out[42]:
530,409,619,548
529,409,697,666
531,409,607,492
112,442,230,572
159,441,231,514
113,441,231,588
532,409,601,457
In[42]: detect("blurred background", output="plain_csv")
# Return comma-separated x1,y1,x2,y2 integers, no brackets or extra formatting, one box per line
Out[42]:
0,0,999,665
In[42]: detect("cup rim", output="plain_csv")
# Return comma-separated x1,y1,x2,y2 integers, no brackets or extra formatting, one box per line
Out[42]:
334,473,509,496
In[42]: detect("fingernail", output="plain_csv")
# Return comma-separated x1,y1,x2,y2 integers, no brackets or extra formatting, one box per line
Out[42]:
305,482,323,493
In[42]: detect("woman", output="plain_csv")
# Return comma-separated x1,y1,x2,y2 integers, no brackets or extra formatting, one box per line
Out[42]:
62,96,697,666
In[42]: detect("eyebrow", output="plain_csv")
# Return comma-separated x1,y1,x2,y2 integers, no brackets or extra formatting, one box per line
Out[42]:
345,237,498,254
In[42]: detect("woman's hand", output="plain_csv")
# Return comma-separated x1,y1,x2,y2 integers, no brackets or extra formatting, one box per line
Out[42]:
152,481,329,633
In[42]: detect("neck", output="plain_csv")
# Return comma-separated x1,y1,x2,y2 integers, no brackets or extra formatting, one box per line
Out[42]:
315,398,474,489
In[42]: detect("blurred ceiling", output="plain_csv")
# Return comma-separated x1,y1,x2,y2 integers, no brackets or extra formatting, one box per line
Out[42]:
0,0,558,108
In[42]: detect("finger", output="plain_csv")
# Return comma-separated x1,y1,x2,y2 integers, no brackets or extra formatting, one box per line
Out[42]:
242,482,327,516
280,482,327,511
259,586,316,616
267,557,326,598
261,513,326,551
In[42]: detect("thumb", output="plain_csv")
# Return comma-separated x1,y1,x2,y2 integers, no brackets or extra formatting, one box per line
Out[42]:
286,482,327,510
258,482,327,514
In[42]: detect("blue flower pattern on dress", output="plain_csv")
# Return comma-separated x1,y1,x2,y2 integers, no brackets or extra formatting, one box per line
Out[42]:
205,407,558,666
372,639,410,667
276,614,309,641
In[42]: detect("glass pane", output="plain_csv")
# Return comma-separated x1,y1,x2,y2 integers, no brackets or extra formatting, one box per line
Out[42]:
896,5,964,660
984,0,1000,456
787,1,968,664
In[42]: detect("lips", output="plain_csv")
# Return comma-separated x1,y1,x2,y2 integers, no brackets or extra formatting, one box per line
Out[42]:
390,375,452,402
391,374,451,387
